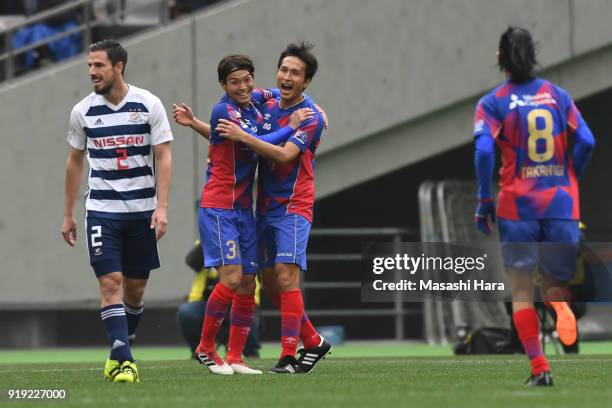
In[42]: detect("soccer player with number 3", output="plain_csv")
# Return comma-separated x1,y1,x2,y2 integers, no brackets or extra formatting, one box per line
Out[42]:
473,27,595,386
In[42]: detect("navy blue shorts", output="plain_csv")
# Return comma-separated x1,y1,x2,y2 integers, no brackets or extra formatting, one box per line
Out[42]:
498,218,579,282
257,213,311,271
198,208,258,274
85,216,159,279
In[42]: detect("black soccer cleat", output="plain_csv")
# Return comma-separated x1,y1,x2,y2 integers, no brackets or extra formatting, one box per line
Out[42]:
525,371,553,387
268,355,304,374
296,336,332,373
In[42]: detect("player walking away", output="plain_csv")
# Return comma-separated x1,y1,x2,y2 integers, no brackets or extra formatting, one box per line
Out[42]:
62,40,173,383
178,55,312,375
217,43,332,374
473,27,595,386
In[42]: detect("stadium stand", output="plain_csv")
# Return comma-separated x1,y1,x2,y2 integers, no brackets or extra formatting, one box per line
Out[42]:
0,0,225,82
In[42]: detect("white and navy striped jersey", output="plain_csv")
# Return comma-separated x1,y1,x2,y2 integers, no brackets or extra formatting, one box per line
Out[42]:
67,85,173,220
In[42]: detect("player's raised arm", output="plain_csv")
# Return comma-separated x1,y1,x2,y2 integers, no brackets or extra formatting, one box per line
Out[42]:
172,103,211,140
62,146,86,246
251,87,280,104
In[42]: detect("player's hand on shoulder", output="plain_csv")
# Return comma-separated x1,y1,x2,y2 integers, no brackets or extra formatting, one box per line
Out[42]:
172,103,194,127
151,206,168,241
474,198,496,235
216,119,244,142
289,108,314,129
61,215,77,247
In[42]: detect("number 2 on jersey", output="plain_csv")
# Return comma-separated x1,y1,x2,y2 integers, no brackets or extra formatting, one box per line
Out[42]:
527,109,554,162
116,148,129,170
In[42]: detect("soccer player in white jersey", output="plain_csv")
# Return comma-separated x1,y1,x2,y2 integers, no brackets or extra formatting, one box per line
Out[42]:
61,40,173,383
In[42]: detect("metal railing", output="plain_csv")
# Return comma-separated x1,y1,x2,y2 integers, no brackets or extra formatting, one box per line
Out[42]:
0,0,169,82
260,227,419,340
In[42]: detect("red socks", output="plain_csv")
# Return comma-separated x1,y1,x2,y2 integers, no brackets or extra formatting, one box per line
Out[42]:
300,312,320,349
197,283,235,353
513,308,550,375
226,293,256,363
280,290,304,357
272,293,320,349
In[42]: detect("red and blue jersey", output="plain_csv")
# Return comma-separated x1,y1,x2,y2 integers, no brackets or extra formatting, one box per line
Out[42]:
200,97,264,209
255,97,324,222
473,78,585,220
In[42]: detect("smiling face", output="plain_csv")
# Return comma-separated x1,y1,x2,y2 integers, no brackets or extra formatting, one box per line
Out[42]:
221,69,254,107
276,56,310,106
88,51,122,95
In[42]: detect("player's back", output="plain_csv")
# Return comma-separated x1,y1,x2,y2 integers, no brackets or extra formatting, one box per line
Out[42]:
201,99,262,210
474,78,582,220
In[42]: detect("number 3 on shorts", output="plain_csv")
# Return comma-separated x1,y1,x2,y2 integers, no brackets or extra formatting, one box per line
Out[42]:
91,225,102,247
226,240,237,260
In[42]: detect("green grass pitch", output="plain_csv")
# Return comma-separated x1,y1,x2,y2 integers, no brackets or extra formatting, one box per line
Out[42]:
1,342,611,408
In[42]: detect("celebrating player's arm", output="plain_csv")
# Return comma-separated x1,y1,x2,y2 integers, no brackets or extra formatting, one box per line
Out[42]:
216,108,315,164
172,101,315,146
172,103,211,140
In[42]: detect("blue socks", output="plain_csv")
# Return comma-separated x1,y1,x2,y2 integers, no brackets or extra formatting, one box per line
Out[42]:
101,304,133,363
123,300,144,341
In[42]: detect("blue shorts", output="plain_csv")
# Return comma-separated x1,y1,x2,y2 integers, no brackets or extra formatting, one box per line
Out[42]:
85,216,158,279
198,207,258,274
257,213,311,271
498,218,580,282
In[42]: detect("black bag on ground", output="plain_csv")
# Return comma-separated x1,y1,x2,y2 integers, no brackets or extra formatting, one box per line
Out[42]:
454,327,515,355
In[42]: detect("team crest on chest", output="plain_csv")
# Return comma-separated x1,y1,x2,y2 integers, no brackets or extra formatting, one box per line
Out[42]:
128,110,143,123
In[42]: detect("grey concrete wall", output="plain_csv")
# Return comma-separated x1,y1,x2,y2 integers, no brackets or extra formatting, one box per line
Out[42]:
2,0,612,304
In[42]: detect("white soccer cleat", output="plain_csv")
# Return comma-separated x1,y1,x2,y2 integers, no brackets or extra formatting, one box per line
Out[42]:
194,350,234,375
229,361,262,375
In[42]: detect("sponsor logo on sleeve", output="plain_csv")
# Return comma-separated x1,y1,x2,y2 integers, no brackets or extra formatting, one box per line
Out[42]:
294,130,308,145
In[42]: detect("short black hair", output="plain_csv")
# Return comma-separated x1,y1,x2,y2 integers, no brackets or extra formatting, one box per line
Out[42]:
89,39,128,75
277,42,318,81
217,55,255,83
498,26,538,83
